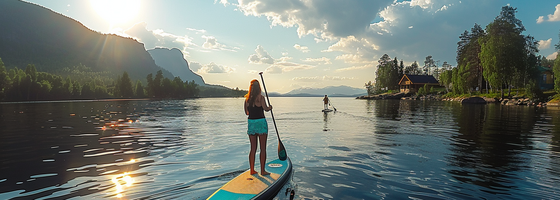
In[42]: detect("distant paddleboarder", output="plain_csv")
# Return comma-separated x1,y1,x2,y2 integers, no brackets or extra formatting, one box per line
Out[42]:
244,79,272,175
323,95,329,110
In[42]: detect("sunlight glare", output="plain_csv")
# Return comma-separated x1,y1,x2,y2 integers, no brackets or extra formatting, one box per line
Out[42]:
112,172,135,198
90,0,141,24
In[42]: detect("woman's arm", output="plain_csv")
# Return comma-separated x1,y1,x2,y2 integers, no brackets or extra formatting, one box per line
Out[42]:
260,95,272,111
244,100,249,115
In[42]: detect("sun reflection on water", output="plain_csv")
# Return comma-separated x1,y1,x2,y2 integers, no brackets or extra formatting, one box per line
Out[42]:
112,171,135,198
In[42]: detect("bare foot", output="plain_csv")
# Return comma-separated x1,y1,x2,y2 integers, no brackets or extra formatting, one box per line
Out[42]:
250,170,258,175
260,171,270,176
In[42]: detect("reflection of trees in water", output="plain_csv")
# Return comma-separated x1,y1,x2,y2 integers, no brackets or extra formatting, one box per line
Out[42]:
448,104,542,193
373,100,401,120
550,110,560,177
0,100,162,198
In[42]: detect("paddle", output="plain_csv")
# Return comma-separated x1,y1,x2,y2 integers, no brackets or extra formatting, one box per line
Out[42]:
259,72,287,161
329,99,337,111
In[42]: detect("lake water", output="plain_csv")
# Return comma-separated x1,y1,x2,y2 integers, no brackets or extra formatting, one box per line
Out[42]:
1,97,559,199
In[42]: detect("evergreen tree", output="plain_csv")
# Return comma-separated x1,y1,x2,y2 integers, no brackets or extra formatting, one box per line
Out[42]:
146,73,154,97
135,80,145,98
119,71,133,98
399,60,404,79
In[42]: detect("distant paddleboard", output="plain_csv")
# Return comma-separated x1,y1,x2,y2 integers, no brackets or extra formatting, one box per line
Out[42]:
207,158,293,200
322,109,333,112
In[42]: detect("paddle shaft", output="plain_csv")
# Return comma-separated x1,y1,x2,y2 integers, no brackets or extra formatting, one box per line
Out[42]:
259,73,286,160
329,99,337,111
259,72,284,143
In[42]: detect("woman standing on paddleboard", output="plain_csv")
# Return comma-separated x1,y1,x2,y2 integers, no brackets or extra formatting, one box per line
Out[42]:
244,79,272,175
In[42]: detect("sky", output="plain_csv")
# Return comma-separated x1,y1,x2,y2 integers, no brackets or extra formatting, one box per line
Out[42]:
24,0,560,93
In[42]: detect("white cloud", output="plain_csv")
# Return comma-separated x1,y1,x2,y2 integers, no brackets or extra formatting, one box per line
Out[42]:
124,22,160,48
437,5,448,12
189,62,203,71
233,0,393,38
248,45,275,64
264,62,315,74
410,0,433,9
196,62,235,74
124,22,238,56
538,38,552,50
202,35,221,49
536,16,545,24
547,52,558,60
186,28,207,34
324,36,378,63
124,22,196,57
303,57,331,65
335,64,375,72
247,70,260,74
294,44,310,53
537,4,560,23
228,0,512,68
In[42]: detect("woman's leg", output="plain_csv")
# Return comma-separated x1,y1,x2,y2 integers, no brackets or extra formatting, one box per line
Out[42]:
249,135,258,175
258,134,270,175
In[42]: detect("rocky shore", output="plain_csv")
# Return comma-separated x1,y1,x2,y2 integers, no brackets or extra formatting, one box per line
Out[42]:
356,92,558,107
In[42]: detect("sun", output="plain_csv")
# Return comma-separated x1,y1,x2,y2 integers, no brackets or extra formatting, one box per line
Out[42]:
90,0,141,25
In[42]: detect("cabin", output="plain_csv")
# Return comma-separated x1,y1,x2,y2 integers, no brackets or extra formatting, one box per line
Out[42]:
538,66,554,90
398,74,439,93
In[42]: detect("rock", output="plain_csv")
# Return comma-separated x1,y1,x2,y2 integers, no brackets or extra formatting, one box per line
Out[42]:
501,99,509,105
461,97,487,104
547,100,560,107
482,97,497,103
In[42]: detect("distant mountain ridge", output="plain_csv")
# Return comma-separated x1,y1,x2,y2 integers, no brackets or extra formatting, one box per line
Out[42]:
268,85,366,97
147,48,205,86
0,0,173,80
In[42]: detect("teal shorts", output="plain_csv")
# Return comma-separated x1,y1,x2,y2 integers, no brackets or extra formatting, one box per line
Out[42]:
247,118,268,135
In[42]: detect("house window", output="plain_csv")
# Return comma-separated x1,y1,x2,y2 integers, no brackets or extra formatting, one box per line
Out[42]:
543,74,547,82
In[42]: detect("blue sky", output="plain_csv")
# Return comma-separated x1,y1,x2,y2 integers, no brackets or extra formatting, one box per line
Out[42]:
25,0,560,93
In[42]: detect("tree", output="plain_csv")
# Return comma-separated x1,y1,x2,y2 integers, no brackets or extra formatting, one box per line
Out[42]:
439,68,453,93
554,30,560,93
364,81,374,95
146,73,154,97
554,54,560,94
457,24,485,93
118,71,134,98
423,56,434,75
399,60,404,79
154,70,164,97
556,29,560,51
479,6,528,97
135,80,145,98
374,54,400,91
24,64,37,81
0,58,8,99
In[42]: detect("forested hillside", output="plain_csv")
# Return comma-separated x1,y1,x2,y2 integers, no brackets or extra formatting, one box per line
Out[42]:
0,0,173,81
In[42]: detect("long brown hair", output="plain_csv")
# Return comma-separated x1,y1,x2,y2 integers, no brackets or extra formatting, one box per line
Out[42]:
245,79,261,107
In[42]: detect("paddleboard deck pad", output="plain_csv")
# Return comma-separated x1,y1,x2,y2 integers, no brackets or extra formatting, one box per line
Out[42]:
207,158,293,200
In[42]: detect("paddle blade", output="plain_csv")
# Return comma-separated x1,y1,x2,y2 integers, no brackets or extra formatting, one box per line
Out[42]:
278,142,287,161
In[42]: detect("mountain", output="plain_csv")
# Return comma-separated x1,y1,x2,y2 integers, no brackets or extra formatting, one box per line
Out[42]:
285,85,366,97
147,48,206,86
0,0,173,80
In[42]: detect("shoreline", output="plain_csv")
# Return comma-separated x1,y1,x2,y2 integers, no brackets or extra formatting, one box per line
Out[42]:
356,92,559,107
